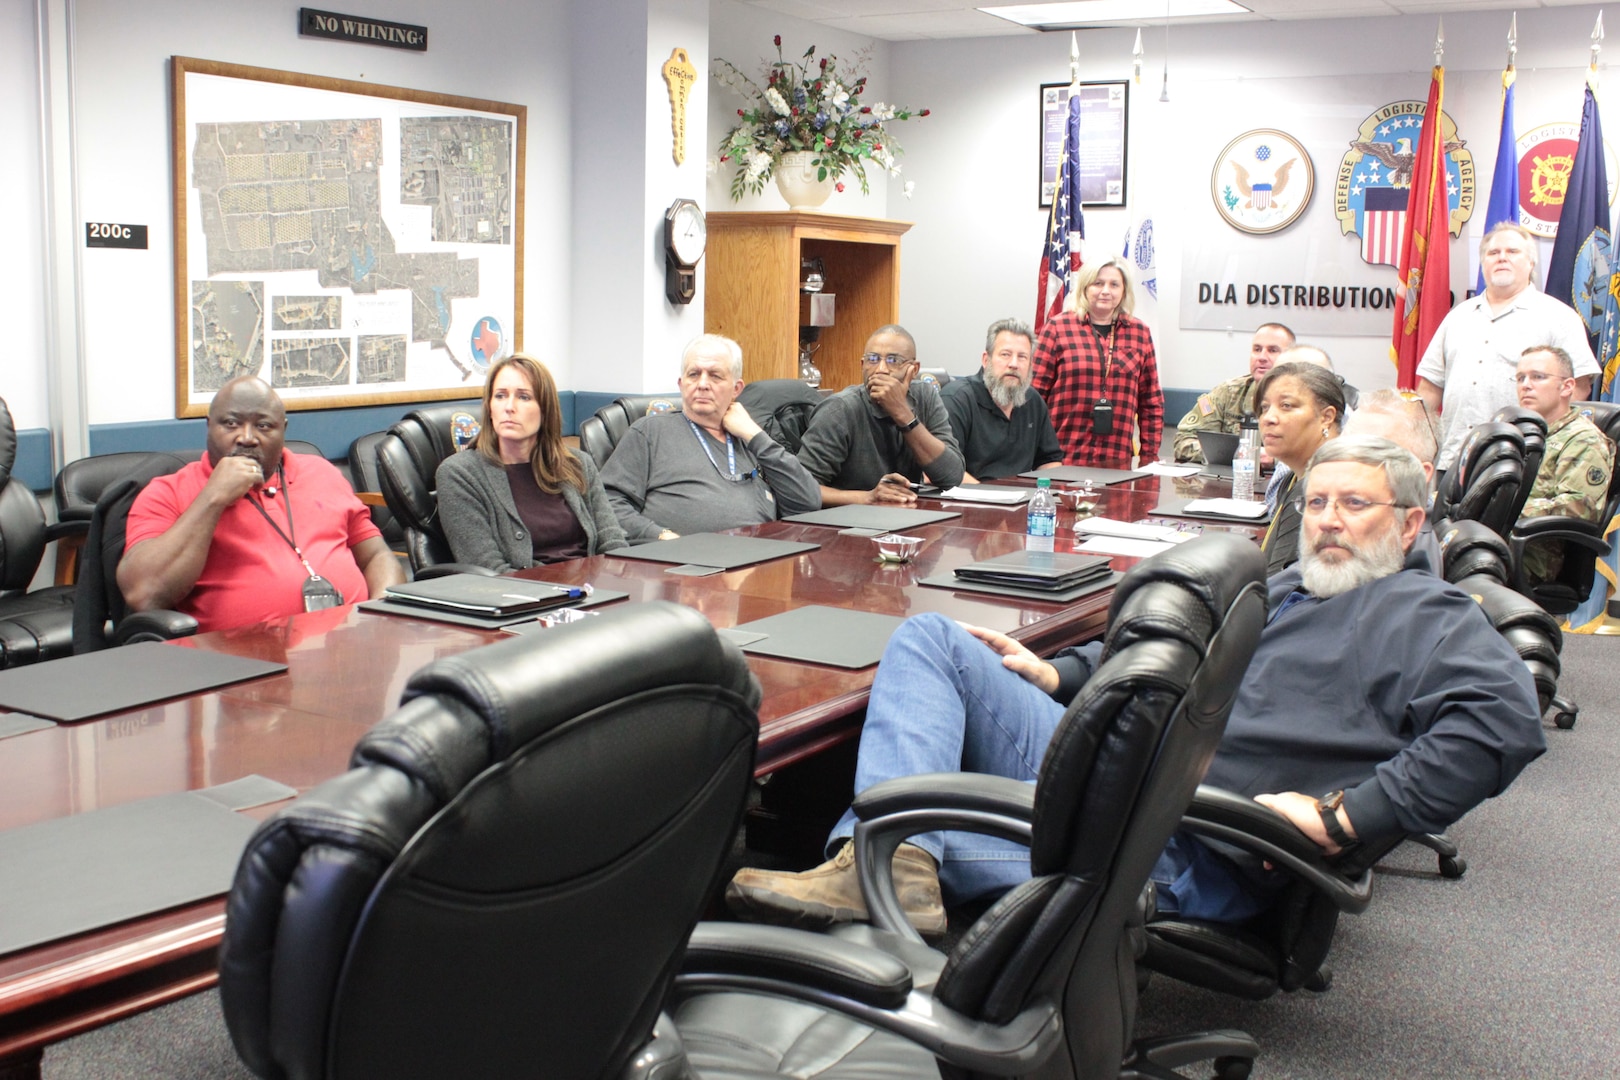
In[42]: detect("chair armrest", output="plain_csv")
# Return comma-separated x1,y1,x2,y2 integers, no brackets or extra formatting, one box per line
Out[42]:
45,519,90,542
685,923,912,1008
410,563,499,580
1510,514,1608,553
677,923,1062,1076
1177,786,1375,914
113,609,199,645
853,772,1036,825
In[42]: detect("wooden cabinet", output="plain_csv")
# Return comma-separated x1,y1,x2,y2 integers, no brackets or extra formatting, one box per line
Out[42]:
704,212,912,391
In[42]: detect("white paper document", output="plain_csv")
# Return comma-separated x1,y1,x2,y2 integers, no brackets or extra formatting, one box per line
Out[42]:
936,485,1032,505
1072,516,1187,543
1076,536,1176,558
1138,461,1202,477
1183,498,1270,519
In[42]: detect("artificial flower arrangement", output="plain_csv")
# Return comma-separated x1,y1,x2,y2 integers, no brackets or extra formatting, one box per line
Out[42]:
713,35,929,201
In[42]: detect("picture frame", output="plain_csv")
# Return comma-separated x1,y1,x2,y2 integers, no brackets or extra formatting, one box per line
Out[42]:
1039,80,1128,210
171,56,525,418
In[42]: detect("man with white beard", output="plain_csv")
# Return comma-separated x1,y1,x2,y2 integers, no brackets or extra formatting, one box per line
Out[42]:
725,436,1545,936
940,318,1064,482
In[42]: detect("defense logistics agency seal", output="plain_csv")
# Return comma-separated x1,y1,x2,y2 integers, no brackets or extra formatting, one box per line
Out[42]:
1514,121,1618,238
1211,129,1314,235
1335,100,1474,266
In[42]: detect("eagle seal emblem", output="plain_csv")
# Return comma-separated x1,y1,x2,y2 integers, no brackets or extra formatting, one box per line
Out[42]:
1210,129,1314,235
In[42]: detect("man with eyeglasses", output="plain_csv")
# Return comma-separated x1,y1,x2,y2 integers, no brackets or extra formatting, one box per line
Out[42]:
1512,345,1614,583
724,435,1542,935
795,325,965,505
1415,222,1599,471
600,334,821,542
940,317,1064,481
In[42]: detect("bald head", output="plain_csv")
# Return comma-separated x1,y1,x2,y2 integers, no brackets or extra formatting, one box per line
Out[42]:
206,377,287,473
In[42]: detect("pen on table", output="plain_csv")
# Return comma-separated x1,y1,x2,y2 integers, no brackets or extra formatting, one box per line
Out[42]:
880,476,916,489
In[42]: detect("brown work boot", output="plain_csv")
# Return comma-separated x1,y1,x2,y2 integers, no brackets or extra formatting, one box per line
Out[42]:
726,840,947,939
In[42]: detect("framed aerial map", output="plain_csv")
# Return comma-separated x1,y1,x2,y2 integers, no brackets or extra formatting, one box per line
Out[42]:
171,57,525,417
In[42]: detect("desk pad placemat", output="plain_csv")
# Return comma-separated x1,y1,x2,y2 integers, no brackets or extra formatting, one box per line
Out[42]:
0,715,55,740
733,606,907,669
360,588,628,629
1151,495,1274,525
1019,466,1147,485
0,642,287,724
610,533,819,570
783,506,960,531
919,570,1121,605
0,775,296,957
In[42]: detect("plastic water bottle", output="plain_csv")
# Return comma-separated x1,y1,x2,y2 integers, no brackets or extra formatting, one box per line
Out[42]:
1027,477,1057,552
1232,431,1257,502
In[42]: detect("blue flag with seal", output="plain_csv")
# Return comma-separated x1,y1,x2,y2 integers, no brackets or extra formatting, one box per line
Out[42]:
1544,82,1615,363
1476,67,1519,295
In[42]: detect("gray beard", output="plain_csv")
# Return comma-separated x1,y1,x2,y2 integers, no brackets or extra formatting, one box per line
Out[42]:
1297,523,1406,598
984,369,1029,411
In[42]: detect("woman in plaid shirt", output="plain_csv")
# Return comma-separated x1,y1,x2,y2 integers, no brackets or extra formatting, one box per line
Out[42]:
1032,257,1164,468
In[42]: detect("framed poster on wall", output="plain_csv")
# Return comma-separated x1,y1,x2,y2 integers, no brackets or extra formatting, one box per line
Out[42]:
171,56,525,418
1039,80,1128,210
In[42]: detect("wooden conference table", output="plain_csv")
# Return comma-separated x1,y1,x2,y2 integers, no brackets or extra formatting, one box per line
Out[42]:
0,468,1253,1076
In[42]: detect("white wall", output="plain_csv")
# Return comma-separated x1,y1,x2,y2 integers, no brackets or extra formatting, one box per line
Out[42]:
67,0,573,424
706,0,890,220
4,0,48,429
889,5,1619,394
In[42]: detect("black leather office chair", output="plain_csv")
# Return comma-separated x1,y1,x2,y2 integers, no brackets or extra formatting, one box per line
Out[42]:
577,393,683,471
668,534,1269,1080
1506,400,1620,728
71,474,198,653
916,367,952,389
1431,421,1528,537
738,378,824,454
373,404,492,577
219,601,760,1080
1493,405,1548,507
1438,517,1514,587
0,398,78,667
344,430,404,548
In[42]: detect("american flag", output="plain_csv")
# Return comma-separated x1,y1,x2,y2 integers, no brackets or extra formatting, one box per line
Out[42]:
1037,90,1084,331
1360,186,1407,267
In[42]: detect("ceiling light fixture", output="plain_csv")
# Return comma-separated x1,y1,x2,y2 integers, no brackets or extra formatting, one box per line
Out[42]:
979,0,1249,32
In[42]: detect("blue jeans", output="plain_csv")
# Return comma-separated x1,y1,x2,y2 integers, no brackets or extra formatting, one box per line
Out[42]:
828,613,1271,921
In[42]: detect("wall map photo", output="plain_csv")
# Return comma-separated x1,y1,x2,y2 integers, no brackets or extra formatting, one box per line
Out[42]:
172,57,525,417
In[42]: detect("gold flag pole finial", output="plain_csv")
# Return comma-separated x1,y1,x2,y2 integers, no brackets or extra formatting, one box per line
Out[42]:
1132,27,1144,85
1434,17,1445,68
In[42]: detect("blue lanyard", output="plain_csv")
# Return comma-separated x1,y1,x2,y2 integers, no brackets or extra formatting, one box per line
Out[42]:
688,420,748,481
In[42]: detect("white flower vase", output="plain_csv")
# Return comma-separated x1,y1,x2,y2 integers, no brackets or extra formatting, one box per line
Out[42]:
774,151,837,211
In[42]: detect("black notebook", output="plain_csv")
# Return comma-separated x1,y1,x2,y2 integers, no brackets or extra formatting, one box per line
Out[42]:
385,574,585,616
953,550,1113,592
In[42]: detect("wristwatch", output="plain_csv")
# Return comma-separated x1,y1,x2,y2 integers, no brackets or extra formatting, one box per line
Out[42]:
897,414,922,433
1316,791,1358,850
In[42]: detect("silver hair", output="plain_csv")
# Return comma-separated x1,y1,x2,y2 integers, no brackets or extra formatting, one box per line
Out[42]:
1280,344,1333,371
681,333,744,381
1478,221,1539,275
1303,434,1429,510
984,317,1033,356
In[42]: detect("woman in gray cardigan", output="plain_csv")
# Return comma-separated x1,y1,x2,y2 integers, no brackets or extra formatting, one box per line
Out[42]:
436,355,626,572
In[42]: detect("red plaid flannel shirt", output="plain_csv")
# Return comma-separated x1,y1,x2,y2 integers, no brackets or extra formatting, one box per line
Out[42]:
1032,311,1164,468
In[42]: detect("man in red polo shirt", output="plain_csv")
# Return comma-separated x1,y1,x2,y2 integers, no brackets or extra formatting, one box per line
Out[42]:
119,377,403,632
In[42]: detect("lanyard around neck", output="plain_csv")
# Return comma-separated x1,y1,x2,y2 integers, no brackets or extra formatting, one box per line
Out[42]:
247,465,321,578
1091,319,1118,379
687,419,745,481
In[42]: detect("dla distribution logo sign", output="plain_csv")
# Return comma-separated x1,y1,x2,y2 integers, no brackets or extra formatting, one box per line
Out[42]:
1335,100,1474,266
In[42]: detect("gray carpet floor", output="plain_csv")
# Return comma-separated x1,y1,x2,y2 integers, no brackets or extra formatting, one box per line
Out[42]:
43,636,1618,1079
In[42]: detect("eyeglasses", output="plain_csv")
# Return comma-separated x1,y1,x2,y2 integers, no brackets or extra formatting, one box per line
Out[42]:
861,353,914,368
1394,388,1435,424
1293,494,1407,516
1513,371,1560,385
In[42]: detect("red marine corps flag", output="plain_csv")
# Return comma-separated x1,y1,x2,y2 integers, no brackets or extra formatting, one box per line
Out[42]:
1390,47,1453,389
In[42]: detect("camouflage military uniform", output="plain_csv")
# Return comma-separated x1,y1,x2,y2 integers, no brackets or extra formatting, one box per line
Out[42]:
1519,408,1615,584
1172,375,1258,462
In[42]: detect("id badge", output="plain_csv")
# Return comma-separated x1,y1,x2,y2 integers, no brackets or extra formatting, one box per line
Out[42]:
1092,397,1114,437
302,574,345,612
